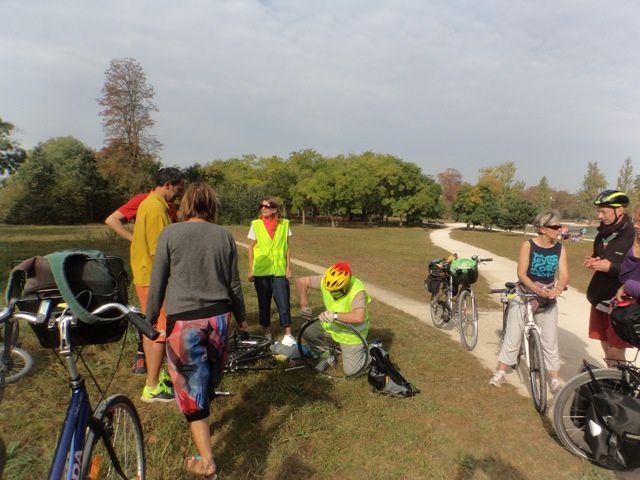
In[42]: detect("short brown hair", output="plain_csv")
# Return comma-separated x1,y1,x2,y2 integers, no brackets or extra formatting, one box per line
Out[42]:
179,182,220,223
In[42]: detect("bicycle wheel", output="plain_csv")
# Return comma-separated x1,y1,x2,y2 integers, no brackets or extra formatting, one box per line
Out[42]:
430,290,449,328
0,347,33,384
81,394,145,480
457,289,478,351
297,319,369,379
527,329,547,413
226,334,273,372
553,368,631,463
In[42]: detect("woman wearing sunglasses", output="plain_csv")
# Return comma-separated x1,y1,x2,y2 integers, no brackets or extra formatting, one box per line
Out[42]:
490,210,569,392
247,196,294,342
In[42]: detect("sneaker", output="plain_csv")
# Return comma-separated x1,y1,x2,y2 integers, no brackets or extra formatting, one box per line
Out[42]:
489,370,506,387
282,334,297,347
550,377,565,395
315,354,336,373
141,383,175,403
159,369,173,389
131,352,147,375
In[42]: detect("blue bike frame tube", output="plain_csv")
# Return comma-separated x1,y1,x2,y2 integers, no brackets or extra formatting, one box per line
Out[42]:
48,385,90,480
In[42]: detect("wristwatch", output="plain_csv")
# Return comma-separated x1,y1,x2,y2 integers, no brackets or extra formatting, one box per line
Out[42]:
333,312,338,321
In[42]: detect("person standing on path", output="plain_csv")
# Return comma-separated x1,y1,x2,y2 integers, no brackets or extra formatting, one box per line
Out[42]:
247,196,294,343
584,189,634,366
490,210,569,393
131,167,184,402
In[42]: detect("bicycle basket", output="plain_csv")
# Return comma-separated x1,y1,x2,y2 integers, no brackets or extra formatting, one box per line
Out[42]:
428,259,446,277
9,251,130,348
449,258,478,284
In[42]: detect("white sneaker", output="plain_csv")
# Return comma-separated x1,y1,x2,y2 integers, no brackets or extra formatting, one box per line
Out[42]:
282,334,297,347
550,378,564,394
489,370,506,387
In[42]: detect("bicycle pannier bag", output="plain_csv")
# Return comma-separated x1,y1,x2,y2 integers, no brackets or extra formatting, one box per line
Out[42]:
425,274,442,294
610,302,640,348
449,258,478,284
585,388,640,470
367,346,419,398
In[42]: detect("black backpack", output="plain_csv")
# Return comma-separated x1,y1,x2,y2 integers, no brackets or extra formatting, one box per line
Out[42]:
367,346,419,398
610,302,640,348
583,368,640,470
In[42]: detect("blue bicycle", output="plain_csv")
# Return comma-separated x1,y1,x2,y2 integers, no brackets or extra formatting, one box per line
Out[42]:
1,300,157,479
1,252,158,479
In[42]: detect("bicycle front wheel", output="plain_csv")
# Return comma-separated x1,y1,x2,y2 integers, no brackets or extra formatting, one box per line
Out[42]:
297,319,369,379
553,368,631,463
0,347,33,384
226,334,273,372
81,394,145,479
457,290,478,350
430,290,449,328
527,329,547,413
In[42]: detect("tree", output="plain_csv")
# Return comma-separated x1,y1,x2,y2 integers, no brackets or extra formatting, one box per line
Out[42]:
535,176,553,210
617,157,634,196
577,161,607,218
0,117,26,175
0,137,110,224
97,58,161,171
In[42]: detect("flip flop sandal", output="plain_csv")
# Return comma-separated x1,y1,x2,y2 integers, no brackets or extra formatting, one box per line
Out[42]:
184,455,217,479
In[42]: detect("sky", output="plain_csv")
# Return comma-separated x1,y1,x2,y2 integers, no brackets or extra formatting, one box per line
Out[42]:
2,0,640,192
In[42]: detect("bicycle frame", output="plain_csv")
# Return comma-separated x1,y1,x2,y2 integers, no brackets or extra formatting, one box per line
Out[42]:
520,300,541,370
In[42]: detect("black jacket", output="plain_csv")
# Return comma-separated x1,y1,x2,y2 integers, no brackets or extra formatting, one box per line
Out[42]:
586,220,635,305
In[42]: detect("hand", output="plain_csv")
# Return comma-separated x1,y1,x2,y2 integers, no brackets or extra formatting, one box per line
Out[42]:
248,271,254,282
536,287,551,299
590,258,612,273
301,307,313,321
286,267,292,279
583,256,598,269
548,287,563,299
319,310,335,323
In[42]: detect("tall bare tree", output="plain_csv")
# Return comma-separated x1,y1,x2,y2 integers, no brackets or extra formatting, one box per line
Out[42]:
617,157,634,195
97,58,161,170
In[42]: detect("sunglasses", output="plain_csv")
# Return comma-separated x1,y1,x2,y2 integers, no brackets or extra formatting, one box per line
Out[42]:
545,224,562,230
260,203,274,209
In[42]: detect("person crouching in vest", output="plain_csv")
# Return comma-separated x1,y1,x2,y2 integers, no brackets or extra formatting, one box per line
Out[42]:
295,262,372,377
247,196,294,343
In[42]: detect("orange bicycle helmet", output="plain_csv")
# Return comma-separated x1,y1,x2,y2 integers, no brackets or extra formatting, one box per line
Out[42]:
323,262,352,292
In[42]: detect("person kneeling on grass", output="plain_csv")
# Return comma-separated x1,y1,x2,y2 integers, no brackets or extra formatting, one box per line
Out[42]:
295,262,371,376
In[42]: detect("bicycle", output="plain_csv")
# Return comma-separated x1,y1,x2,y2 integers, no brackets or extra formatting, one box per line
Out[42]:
553,358,640,468
225,330,305,373
427,255,492,351
1,299,158,480
490,282,548,413
296,317,369,379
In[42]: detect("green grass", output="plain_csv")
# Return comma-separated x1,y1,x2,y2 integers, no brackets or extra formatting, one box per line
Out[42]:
449,228,595,294
0,224,612,479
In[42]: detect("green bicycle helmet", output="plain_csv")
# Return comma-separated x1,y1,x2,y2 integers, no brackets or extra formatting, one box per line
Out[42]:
593,189,630,208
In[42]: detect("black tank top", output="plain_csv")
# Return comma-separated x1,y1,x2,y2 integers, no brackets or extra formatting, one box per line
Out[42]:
527,239,561,284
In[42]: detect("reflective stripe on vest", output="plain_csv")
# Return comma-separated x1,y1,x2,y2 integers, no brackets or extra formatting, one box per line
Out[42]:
320,277,370,345
251,218,289,276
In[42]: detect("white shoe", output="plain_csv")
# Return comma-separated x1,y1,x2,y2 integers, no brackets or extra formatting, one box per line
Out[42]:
282,334,297,347
550,378,564,394
489,370,506,387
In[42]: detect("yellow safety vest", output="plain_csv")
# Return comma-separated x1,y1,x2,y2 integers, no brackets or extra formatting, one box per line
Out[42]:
251,218,289,276
320,277,370,345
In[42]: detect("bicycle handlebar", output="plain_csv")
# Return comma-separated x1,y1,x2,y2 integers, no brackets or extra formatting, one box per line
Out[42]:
1,302,159,340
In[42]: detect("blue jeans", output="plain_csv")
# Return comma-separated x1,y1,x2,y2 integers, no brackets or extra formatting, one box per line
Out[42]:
254,276,292,328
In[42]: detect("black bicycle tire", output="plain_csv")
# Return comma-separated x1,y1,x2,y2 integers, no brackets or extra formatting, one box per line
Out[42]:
430,290,449,328
1,347,33,384
458,289,478,351
226,334,274,372
553,368,632,464
527,329,547,414
80,394,145,479
296,318,369,379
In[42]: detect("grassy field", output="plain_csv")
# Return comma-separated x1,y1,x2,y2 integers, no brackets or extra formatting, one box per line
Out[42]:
0,224,613,479
449,228,595,294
